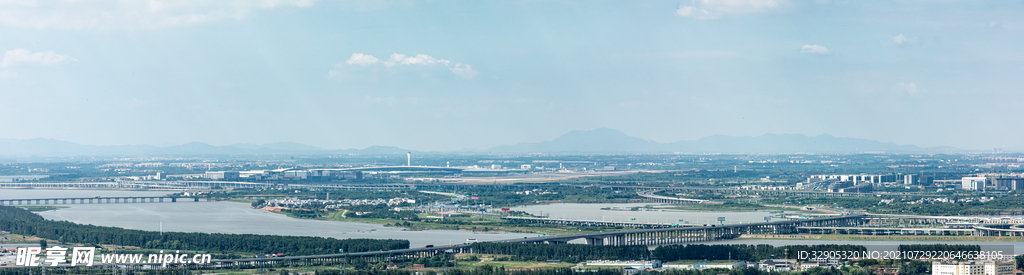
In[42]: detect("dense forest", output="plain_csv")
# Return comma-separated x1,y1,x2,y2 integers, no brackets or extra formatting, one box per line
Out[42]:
469,243,649,263
0,205,408,256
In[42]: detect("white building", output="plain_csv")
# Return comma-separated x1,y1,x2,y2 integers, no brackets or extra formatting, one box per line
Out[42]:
904,174,917,184
933,260,1014,275
205,171,239,180
962,177,987,190
585,260,661,269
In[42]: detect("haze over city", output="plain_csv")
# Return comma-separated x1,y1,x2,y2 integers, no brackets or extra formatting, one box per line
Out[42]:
1,1,1021,151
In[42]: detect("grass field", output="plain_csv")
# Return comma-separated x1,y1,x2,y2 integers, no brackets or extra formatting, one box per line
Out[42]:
322,212,606,235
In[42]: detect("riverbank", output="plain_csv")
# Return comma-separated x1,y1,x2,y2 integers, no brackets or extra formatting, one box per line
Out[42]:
322,212,604,236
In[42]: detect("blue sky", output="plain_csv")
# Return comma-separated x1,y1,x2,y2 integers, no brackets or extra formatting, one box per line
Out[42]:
0,0,1021,151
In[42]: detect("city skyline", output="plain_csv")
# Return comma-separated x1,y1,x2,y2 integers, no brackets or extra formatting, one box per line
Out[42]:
0,1,1021,151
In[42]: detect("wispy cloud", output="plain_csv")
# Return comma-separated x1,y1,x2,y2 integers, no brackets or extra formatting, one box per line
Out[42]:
799,44,829,54
334,53,479,79
0,70,18,79
449,64,479,79
1,48,76,67
677,0,790,20
382,53,451,67
345,53,381,65
891,82,922,96
0,0,314,29
892,34,917,45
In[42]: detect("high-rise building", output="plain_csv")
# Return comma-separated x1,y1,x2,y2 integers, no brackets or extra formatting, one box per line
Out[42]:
962,177,987,190
987,175,1024,191
904,174,917,185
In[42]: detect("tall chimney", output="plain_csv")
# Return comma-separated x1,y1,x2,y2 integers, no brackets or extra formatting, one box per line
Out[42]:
407,152,411,166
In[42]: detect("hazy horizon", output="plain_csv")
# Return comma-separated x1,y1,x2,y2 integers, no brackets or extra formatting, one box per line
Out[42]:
1,1,1021,151
0,128,989,153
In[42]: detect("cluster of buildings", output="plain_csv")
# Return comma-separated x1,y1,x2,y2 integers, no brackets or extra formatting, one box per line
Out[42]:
255,198,416,209
582,258,1016,275
737,185,796,191
961,175,1024,191
899,197,995,205
806,173,1024,192
826,181,874,193
513,189,558,195
204,169,361,181
932,260,1016,275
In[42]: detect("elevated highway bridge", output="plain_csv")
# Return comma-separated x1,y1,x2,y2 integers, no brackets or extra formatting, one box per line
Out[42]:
49,214,866,271
0,196,208,205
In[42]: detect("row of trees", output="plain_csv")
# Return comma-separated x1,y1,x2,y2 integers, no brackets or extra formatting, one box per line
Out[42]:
316,266,624,275
897,244,980,253
469,243,649,263
653,244,868,262
765,196,1024,216
0,206,408,256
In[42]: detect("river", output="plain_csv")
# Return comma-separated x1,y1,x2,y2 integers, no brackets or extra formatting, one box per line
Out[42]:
2,189,531,247
4,190,1021,252
511,203,795,225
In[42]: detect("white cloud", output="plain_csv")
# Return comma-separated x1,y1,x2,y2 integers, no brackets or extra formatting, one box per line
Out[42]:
892,34,917,45
892,82,922,96
335,53,478,79
988,21,1000,28
800,44,829,54
677,0,790,20
0,70,18,79
449,64,479,79
346,53,381,65
0,48,76,67
383,53,451,67
675,6,701,17
0,0,315,29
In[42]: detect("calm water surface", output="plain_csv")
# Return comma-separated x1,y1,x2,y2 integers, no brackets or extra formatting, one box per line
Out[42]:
3,189,531,247
6,190,1020,250
512,203,793,225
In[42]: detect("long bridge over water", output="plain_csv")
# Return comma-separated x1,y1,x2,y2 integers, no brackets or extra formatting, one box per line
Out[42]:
8,213,1021,271
0,196,208,205
12,214,865,270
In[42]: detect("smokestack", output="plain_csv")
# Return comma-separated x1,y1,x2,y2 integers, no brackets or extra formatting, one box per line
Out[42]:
407,152,411,166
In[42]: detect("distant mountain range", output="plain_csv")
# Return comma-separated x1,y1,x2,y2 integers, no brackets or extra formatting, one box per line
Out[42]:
0,128,970,156
0,138,412,156
486,128,967,154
